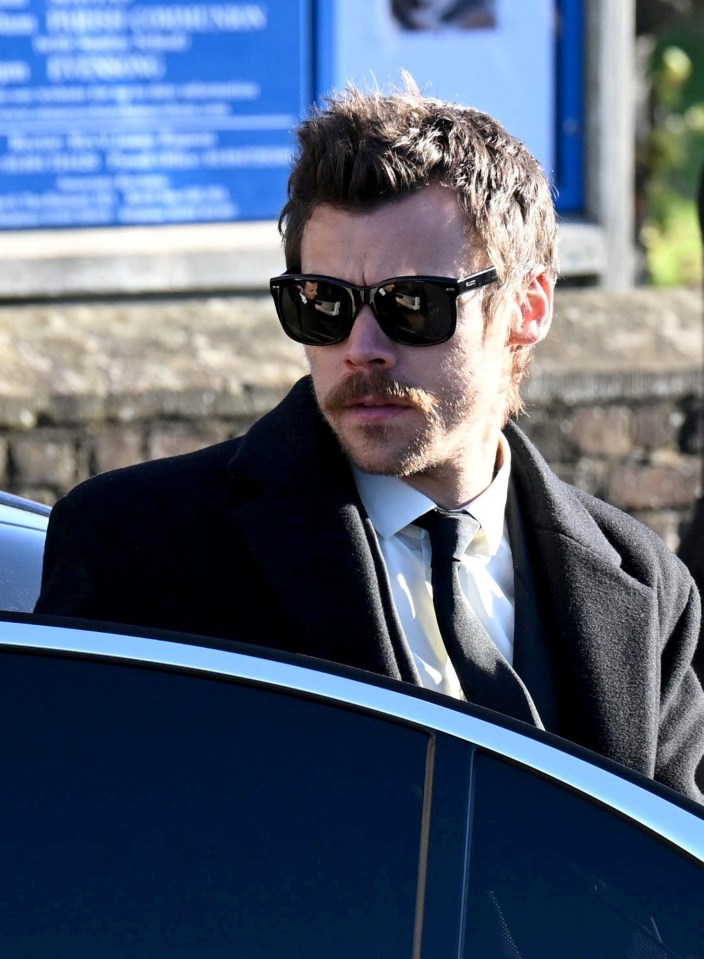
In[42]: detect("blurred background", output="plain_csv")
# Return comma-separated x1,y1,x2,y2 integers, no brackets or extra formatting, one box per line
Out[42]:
637,0,704,286
4,0,704,294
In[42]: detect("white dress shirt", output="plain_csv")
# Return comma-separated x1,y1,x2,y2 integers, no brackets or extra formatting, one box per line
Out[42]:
352,438,514,700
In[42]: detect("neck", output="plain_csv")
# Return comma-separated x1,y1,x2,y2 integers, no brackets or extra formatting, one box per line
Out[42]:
402,439,503,510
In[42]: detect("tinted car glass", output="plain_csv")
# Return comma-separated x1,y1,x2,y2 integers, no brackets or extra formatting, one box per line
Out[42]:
464,751,704,959
0,650,429,958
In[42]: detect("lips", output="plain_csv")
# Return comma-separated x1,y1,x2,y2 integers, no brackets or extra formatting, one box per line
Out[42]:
345,396,414,409
340,396,415,423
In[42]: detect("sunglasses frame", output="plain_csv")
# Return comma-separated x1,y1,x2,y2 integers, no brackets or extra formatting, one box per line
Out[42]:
269,267,499,347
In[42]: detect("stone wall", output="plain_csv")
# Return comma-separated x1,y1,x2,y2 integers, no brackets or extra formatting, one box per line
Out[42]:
0,287,701,550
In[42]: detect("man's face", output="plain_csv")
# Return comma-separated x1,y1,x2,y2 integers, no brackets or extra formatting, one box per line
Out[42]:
301,186,543,504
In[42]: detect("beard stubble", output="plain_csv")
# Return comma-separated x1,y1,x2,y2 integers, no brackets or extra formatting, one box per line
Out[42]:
319,369,461,478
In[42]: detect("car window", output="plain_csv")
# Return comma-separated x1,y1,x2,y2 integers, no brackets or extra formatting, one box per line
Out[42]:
0,650,429,958
0,523,46,612
464,751,704,959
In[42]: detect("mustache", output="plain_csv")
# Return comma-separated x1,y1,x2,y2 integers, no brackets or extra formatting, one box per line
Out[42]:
322,371,437,416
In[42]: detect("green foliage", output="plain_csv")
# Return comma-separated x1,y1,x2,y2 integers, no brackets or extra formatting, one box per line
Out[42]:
642,21,704,285
642,190,701,285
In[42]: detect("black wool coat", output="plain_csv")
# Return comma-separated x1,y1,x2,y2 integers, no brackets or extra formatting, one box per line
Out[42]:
679,496,704,671
36,377,704,801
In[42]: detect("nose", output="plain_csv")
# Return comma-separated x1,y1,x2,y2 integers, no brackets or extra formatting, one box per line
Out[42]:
341,305,397,370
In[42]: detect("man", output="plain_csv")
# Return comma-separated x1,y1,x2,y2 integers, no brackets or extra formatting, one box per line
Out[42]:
36,81,704,801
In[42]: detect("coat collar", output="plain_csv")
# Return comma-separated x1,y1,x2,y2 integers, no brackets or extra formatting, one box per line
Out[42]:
224,377,417,683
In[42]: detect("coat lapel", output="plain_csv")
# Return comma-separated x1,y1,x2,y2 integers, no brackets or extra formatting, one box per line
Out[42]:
505,483,561,731
533,525,658,768
506,421,659,769
223,378,417,682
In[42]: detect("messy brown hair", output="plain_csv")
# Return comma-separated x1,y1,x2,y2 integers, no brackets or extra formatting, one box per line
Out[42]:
279,78,559,416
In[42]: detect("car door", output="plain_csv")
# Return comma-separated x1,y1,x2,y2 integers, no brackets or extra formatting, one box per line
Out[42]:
1,615,702,958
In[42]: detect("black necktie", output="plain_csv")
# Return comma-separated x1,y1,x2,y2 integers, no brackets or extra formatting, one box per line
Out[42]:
417,509,542,728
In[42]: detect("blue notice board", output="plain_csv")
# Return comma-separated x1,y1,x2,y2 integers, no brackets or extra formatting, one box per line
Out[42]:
0,0,583,230
0,0,312,228
315,0,584,215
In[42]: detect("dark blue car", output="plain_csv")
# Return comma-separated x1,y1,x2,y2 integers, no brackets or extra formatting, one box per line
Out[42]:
1,492,702,957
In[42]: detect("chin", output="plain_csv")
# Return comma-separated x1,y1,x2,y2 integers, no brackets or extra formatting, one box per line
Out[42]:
338,425,439,478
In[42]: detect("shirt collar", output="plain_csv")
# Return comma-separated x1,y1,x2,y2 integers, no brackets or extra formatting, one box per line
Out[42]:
352,434,511,556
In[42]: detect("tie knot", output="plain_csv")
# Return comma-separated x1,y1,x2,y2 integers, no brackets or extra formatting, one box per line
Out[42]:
416,508,481,563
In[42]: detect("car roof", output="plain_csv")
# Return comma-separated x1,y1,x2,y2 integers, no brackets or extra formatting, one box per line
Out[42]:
0,491,50,532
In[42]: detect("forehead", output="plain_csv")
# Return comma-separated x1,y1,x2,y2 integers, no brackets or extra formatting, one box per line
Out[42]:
300,185,479,281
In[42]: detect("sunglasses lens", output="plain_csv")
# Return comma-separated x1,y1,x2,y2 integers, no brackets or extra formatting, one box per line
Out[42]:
273,276,458,347
374,280,454,345
276,279,352,345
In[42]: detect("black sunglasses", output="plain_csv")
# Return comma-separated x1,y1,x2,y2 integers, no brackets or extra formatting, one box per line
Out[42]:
269,268,498,347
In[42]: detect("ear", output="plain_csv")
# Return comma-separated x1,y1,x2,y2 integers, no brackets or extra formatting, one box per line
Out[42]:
508,271,553,347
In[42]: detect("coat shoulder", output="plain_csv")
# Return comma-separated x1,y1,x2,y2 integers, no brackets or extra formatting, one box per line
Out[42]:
50,376,323,526
570,484,692,587
505,419,693,593
58,435,245,513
